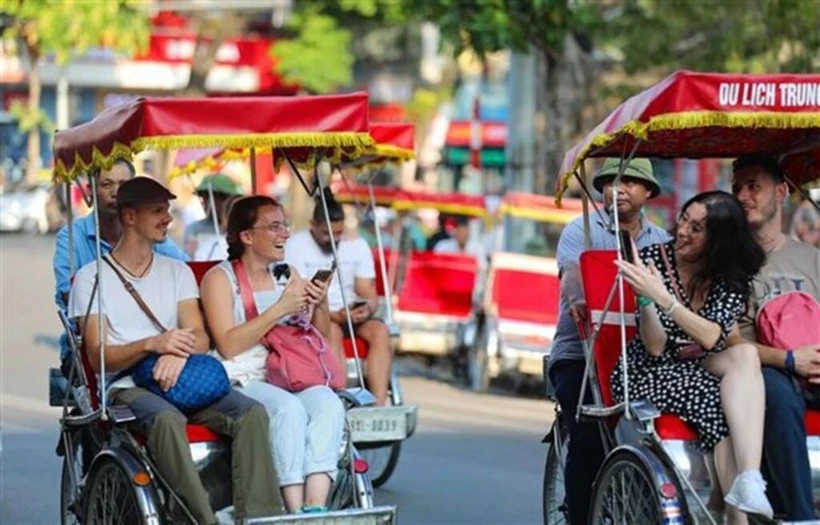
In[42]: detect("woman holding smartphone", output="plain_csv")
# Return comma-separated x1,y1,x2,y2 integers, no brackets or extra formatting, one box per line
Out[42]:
612,191,770,523
200,195,345,514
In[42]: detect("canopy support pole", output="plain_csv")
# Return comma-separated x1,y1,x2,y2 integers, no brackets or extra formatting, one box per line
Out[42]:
314,164,370,398
611,140,642,421
65,182,75,278
367,178,395,327
280,149,317,196
89,174,107,420
580,163,591,250
250,147,258,194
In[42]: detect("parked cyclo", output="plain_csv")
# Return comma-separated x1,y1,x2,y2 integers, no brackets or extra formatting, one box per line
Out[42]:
541,70,820,524
49,93,398,524
336,185,489,374
327,122,420,489
466,191,583,393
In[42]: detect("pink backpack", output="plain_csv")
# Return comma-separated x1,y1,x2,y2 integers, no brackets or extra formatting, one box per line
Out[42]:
232,260,346,392
756,291,820,350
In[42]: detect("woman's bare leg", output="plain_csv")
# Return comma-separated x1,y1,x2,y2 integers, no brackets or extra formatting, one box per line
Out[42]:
304,473,332,507
714,438,747,525
282,485,304,513
704,344,765,472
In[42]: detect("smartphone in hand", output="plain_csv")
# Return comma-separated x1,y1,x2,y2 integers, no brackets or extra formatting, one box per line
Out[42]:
618,230,634,264
311,261,337,284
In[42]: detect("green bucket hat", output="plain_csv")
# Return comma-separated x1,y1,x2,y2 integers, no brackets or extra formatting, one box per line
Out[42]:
592,158,660,199
196,173,243,196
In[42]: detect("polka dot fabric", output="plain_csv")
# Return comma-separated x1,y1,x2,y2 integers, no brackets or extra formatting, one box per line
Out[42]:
610,241,748,451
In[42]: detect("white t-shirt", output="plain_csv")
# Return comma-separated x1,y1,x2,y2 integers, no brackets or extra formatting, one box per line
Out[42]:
68,254,200,391
433,238,484,258
285,230,375,311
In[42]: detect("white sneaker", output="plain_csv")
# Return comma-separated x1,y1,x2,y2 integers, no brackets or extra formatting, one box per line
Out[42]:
215,506,234,525
724,470,774,520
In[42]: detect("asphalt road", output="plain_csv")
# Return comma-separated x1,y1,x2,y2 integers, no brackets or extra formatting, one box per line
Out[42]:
0,233,555,525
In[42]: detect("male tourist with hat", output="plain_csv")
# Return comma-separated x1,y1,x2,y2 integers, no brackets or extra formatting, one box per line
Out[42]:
546,157,670,524
68,177,282,524
53,159,188,363
184,173,244,258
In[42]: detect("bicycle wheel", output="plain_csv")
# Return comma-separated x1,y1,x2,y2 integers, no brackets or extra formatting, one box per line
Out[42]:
589,449,665,525
83,457,146,525
359,441,401,488
542,421,568,525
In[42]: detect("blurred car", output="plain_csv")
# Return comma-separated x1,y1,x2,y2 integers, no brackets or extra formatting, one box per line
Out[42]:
0,183,54,234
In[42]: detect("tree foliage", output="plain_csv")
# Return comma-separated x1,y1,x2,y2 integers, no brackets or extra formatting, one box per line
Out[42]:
607,0,820,74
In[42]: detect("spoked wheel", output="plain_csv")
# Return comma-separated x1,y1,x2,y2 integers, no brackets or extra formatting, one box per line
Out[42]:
329,444,374,510
83,457,145,525
60,434,83,525
542,420,568,525
359,441,401,488
589,449,665,525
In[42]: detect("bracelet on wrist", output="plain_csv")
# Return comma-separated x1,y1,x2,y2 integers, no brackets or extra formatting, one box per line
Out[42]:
662,298,679,316
636,295,653,308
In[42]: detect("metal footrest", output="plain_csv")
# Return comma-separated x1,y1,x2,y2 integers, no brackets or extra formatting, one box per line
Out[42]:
246,506,396,524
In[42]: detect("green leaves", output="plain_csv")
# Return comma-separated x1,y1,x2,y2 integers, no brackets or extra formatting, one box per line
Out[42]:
4,0,149,64
8,100,53,133
272,10,354,94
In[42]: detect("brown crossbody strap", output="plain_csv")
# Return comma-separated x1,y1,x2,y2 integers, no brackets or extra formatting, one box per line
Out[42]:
102,255,167,333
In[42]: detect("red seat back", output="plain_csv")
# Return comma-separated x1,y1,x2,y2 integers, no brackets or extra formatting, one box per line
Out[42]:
396,251,477,318
188,260,221,286
579,250,637,407
343,337,369,359
490,255,560,325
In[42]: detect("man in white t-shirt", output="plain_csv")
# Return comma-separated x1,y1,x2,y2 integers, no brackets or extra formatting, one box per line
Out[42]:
432,215,483,257
68,177,281,524
286,189,392,405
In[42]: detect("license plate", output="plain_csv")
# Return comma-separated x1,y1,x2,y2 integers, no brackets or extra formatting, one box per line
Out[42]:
519,356,545,376
399,332,451,354
347,406,408,443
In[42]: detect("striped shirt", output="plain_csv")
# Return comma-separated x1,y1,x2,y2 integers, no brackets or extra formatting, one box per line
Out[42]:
547,209,671,371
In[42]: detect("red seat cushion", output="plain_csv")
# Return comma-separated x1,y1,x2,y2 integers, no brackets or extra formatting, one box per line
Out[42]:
655,414,699,441
132,424,223,446
344,337,369,359
805,409,820,436
187,260,221,286
184,424,223,443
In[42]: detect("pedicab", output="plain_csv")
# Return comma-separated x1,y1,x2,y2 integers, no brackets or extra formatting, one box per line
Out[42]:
330,123,420,488
466,192,584,393
388,190,489,369
49,93,397,524
542,70,820,524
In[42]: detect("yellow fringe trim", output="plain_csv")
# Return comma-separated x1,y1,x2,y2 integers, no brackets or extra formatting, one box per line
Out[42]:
53,132,375,183
500,205,581,225
556,110,820,204
393,201,488,219
371,144,415,161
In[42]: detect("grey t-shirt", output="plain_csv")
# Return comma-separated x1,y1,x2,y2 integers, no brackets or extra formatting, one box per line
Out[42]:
739,238,820,342
547,212,670,373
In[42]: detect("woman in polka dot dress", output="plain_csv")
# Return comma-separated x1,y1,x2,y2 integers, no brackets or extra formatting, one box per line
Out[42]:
611,191,770,523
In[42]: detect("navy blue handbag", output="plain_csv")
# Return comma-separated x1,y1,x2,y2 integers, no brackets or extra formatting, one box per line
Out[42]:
131,353,230,413
103,256,230,413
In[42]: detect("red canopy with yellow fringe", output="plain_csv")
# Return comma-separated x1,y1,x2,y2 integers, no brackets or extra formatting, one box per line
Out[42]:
337,122,415,171
501,191,584,225
52,92,375,182
392,190,488,219
556,70,820,201
335,184,400,207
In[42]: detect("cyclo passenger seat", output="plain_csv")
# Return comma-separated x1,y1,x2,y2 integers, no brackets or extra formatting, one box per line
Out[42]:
579,250,820,438
76,260,225,443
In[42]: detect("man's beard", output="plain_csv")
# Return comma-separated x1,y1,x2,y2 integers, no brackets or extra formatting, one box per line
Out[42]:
311,230,334,254
751,196,778,230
